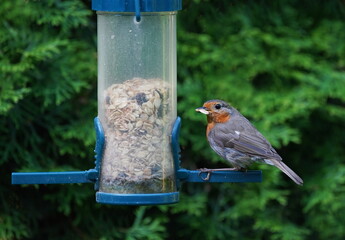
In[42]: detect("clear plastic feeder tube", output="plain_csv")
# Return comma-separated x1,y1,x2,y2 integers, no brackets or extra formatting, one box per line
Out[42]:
97,12,177,194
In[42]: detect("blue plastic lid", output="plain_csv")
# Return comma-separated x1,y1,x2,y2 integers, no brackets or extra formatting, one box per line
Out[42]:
92,0,182,12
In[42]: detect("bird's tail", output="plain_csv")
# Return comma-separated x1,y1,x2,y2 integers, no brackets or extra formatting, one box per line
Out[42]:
269,159,303,185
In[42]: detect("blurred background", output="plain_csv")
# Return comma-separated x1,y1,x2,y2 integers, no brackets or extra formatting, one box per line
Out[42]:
1,0,345,239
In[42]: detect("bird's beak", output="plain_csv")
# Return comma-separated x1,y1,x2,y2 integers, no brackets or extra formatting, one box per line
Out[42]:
195,107,210,115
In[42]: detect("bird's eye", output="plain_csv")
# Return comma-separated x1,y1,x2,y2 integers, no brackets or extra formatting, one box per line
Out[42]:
215,104,222,109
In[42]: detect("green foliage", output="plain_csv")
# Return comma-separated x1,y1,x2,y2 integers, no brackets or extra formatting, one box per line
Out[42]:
1,0,345,239
124,207,167,240
177,1,345,239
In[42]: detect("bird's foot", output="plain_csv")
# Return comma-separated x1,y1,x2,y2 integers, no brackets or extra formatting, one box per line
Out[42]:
197,168,213,181
197,168,240,181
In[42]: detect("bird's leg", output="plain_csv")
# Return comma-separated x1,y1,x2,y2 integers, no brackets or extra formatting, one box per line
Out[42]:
197,167,241,181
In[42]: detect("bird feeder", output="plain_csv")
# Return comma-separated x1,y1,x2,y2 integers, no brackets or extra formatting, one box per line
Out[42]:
94,0,181,204
11,0,262,205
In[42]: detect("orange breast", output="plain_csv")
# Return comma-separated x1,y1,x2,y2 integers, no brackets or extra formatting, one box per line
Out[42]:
206,121,215,136
206,114,230,136
214,114,230,123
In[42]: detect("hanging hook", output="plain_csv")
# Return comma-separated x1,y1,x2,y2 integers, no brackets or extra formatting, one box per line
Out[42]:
134,0,141,22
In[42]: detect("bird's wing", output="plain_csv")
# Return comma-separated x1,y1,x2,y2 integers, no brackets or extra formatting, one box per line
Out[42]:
211,118,282,160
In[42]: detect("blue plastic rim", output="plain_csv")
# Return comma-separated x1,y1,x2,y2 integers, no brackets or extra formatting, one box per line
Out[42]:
92,0,182,12
96,192,179,205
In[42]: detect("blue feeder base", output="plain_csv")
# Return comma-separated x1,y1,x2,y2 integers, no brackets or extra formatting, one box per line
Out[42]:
96,192,179,205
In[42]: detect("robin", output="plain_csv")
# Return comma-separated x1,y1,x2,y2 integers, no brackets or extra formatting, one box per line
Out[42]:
196,99,303,185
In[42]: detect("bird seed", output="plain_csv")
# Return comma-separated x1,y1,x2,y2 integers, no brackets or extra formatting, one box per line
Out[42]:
99,78,176,194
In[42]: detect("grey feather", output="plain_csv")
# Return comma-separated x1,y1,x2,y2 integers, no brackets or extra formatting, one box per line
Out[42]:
269,159,304,185
206,104,303,185
211,110,281,161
